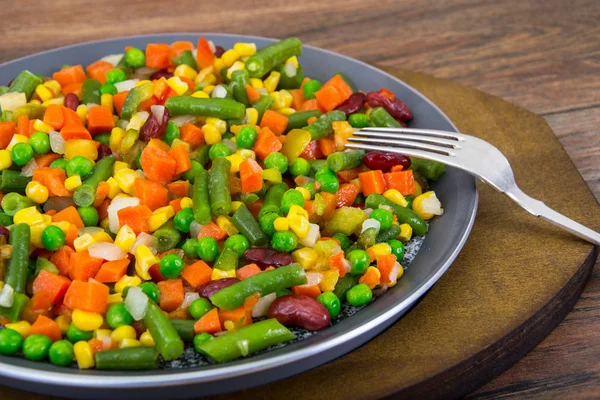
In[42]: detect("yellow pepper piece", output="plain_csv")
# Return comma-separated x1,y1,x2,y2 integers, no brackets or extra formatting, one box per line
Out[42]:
292,248,318,270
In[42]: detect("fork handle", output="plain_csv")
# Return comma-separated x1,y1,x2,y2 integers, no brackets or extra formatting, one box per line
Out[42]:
505,186,600,245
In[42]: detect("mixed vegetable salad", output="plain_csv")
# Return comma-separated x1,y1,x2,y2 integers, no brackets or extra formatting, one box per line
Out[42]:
0,37,445,369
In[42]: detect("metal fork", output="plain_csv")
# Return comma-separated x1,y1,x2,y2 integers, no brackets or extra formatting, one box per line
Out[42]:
346,127,600,245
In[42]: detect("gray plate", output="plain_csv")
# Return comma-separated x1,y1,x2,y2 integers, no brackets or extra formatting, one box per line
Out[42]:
0,33,478,399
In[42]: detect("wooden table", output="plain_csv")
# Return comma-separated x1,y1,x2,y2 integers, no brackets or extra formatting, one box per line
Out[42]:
1,0,598,398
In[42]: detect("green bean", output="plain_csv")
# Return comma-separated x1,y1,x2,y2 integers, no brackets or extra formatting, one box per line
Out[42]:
308,159,328,176
165,96,245,120
192,168,211,224
5,224,31,293
358,227,377,248
0,211,13,226
410,157,446,181
197,318,294,363
252,94,274,124
152,220,181,253
376,224,402,243
241,192,259,205
95,347,159,370
365,193,428,236
210,264,307,310
0,110,13,122
303,110,346,140
369,107,401,128
258,182,287,219
81,79,102,105
0,86,8,96
1,193,33,216
73,155,115,207
142,302,184,361
1,170,31,194
191,145,210,168
230,69,250,106
8,70,42,100
170,319,195,342
213,246,238,271
172,50,198,69
278,63,304,90
327,150,365,172
246,37,303,78
231,204,268,246
333,274,359,301
208,157,232,216
0,292,29,322
120,82,153,120
285,109,321,133
10,104,46,123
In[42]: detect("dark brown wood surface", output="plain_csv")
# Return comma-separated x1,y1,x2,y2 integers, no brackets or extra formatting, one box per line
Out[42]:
1,0,599,398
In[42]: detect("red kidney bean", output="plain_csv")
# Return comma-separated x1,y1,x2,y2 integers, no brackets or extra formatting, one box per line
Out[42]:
132,320,147,337
139,106,170,142
64,93,79,111
0,226,10,239
243,249,294,269
196,278,240,299
335,92,367,116
268,294,330,331
214,45,225,58
363,151,411,172
366,91,413,121
150,69,173,80
148,264,166,283
96,143,112,160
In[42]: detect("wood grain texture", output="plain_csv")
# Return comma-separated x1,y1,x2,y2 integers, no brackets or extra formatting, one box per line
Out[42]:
0,0,598,398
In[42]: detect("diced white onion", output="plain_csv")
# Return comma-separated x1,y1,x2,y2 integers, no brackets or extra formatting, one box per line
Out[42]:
257,88,269,95
207,40,216,53
181,292,200,309
88,242,127,261
118,119,129,130
421,193,444,216
284,62,297,77
130,232,158,255
222,139,237,153
192,48,198,58
21,158,39,177
378,204,393,213
363,208,373,216
305,271,324,286
388,261,402,286
101,53,124,66
78,227,104,236
131,67,159,80
150,105,165,122
298,223,320,247
115,79,139,93
252,293,277,318
102,336,113,350
124,286,149,321
189,221,203,238
212,85,228,98
49,130,65,154
361,218,381,234
170,115,196,127
0,284,14,307
107,196,140,233
135,169,146,179
0,92,27,112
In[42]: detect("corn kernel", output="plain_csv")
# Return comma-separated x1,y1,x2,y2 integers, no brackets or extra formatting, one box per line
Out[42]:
55,315,71,334
25,181,49,204
201,123,221,145
111,325,137,344
398,223,413,242
216,215,239,236
237,149,256,161
223,320,236,332
412,191,443,221
135,80,152,87
287,205,309,219
43,80,62,96
180,197,193,209
42,97,65,106
167,76,189,96
231,201,243,212
233,42,257,57
64,175,82,191
288,214,310,238
206,117,227,134
64,139,98,161
14,206,44,226
113,161,129,172
262,167,282,183
191,90,209,98
319,269,340,292
72,309,103,331
92,231,113,244
264,71,281,93
225,153,244,173
115,225,136,252
213,58,225,72
101,93,113,110
212,268,236,280
109,127,126,153
114,168,138,195
140,331,155,347
226,60,245,79
100,217,110,231
203,85,215,94
106,177,121,199
74,341,95,369
286,56,299,68
270,90,292,109
174,64,198,81
115,275,142,293
274,217,289,231
32,119,52,134
7,134,29,152
295,187,311,201
292,248,318,270
135,245,159,280
366,243,392,262
120,338,141,348
414,181,423,197
74,233,96,252
383,189,408,207
107,292,123,305
244,107,258,126
221,49,240,68
76,104,87,123
249,78,264,89
277,107,295,116
195,66,214,84
148,206,175,232
35,84,54,102
5,321,31,337
0,150,12,170
95,329,112,340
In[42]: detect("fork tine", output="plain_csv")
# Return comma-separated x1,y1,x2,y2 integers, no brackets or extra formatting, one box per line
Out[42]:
347,137,457,156
352,132,461,148
345,143,452,165
358,127,466,141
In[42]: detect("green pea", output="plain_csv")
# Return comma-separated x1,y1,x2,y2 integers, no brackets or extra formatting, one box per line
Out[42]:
317,292,341,319
66,155,94,178
41,225,66,251
99,83,118,96
182,160,203,183
124,47,146,68
11,142,34,166
289,158,311,177
389,239,405,262
271,231,298,252
105,69,127,85
29,132,50,155
48,340,74,367
224,234,249,256
196,237,219,262
94,132,111,146
264,152,288,173
317,173,339,193
236,126,258,149
281,189,305,214
23,334,52,361
259,212,279,237
106,303,134,329
193,332,213,352
302,181,318,198
189,298,213,320
369,209,393,230
348,249,370,276
181,238,199,258
0,329,23,355
159,254,184,279
139,282,160,303
50,158,68,170
222,132,234,140
209,143,231,160
66,324,94,343
303,80,322,100
332,233,350,251
174,208,195,233
348,113,370,128
346,283,373,306
78,206,99,227
163,121,180,146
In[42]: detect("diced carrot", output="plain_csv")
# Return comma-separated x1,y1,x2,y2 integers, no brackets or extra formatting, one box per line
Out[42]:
315,85,343,112
383,170,416,196
180,76,195,91
301,99,320,111
170,41,194,59
359,266,381,289
260,110,288,136
194,308,221,334
379,88,395,101
117,205,152,234
30,315,62,342
69,250,104,281
336,167,363,183
307,116,318,124
42,104,65,131
169,198,183,213
63,280,109,314
50,245,75,276
97,198,110,221
139,96,158,112
62,106,83,126
60,124,92,141
180,261,212,288
304,200,317,222
390,165,404,172
94,259,129,283
239,158,263,194
29,292,53,313
168,144,192,175
0,121,15,149
290,88,305,110
113,91,129,115
52,206,84,228
358,170,387,197
134,179,168,211
335,183,360,207
62,82,84,98
292,284,322,298
88,338,104,354
218,306,249,327
323,74,354,103
147,138,171,152
377,254,399,285
317,138,336,156
32,270,71,304
245,85,261,104
254,127,283,160
236,263,261,280
65,223,78,248
329,252,347,278
167,181,190,198
180,123,204,148
86,105,115,135
93,181,110,208
152,78,169,100
34,153,61,169
33,167,72,197
298,140,323,161
85,60,114,84
53,65,86,88
196,36,214,69
247,199,263,220
197,222,227,241
145,43,171,69
140,145,177,184
157,279,184,312
320,192,337,220
17,115,30,137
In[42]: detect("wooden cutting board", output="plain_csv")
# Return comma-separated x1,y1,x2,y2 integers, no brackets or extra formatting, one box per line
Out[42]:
2,68,599,400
